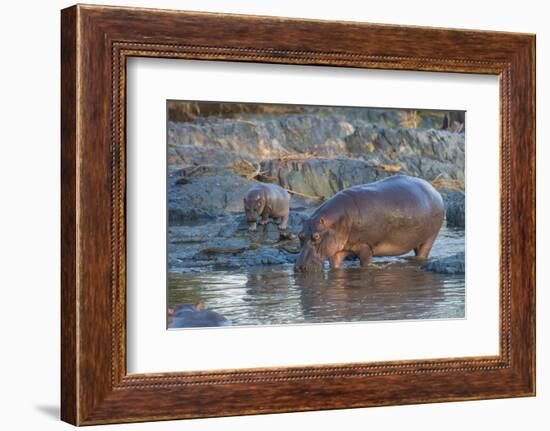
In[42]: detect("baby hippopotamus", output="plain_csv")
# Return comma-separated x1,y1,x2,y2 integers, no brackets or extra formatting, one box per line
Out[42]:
243,183,290,231
294,175,445,272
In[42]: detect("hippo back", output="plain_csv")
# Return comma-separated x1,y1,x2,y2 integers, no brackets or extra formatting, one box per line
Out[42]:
343,175,443,217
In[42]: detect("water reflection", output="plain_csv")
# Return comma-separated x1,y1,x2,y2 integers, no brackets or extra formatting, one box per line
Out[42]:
168,259,464,328
295,263,463,322
168,226,465,328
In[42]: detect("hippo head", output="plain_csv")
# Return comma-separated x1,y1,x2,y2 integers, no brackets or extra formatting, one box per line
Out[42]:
243,191,266,223
294,215,343,272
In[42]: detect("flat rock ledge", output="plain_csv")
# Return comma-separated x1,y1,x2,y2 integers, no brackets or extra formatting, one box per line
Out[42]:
421,252,465,275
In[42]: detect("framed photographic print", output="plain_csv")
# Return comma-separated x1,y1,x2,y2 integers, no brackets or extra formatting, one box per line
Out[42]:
61,4,535,425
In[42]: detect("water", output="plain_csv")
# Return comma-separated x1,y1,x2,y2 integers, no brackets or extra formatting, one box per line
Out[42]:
167,227,465,328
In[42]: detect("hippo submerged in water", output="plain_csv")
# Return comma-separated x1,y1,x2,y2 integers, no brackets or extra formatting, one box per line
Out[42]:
168,302,231,329
294,175,445,272
244,183,290,231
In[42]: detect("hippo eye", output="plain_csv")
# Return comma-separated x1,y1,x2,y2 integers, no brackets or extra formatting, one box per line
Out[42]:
311,232,321,242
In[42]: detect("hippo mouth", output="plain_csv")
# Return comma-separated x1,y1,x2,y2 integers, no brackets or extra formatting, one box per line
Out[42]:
294,244,324,272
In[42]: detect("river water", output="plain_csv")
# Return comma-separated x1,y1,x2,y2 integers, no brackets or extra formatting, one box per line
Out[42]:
167,227,465,328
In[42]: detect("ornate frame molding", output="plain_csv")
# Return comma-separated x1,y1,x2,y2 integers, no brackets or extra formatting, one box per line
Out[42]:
61,5,535,425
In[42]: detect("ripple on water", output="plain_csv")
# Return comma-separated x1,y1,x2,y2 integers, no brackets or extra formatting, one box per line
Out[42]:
168,226,465,327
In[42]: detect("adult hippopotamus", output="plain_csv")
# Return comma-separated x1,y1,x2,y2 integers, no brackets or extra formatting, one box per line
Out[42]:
294,175,445,272
243,183,290,231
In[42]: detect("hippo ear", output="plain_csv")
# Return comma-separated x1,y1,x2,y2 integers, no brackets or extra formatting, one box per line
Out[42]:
319,216,326,226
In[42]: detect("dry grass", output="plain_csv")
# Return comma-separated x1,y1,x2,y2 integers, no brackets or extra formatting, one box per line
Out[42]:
275,150,319,161
230,157,324,201
231,151,319,178
373,163,402,173
230,159,265,180
184,164,206,176
284,188,324,201
398,110,420,128
431,174,464,191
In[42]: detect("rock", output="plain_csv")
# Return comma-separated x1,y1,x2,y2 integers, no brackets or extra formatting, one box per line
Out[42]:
175,177,191,185
439,188,465,228
169,207,219,222
344,125,465,184
168,114,359,163
167,114,464,187
195,239,249,258
174,223,303,270
165,104,466,275
241,248,290,266
218,211,310,241
260,158,391,199
168,167,257,223
421,252,465,275
278,232,295,241
200,246,247,255
286,211,311,231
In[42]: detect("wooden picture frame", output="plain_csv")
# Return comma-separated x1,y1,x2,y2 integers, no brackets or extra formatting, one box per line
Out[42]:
61,4,535,425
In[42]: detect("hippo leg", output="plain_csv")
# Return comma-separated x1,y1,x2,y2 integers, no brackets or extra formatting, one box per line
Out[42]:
329,251,349,269
414,235,437,258
259,215,268,225
354,244,373,268
278,214,289,230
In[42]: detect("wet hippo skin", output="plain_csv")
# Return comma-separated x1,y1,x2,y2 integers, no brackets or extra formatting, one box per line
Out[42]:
243,183,290,231
295,175,445,272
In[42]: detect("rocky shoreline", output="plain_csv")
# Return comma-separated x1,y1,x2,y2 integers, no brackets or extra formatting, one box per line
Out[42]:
167,107,465,275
